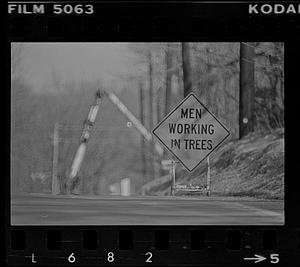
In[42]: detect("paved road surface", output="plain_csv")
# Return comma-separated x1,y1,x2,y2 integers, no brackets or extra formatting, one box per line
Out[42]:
11,194,284,225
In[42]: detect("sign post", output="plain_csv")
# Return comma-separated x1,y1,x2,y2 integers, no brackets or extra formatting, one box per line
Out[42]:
171,160,176,196
207,156,211,197
153,93,230,194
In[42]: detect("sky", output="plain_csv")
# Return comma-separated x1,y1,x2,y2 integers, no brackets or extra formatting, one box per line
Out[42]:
13,42,141,93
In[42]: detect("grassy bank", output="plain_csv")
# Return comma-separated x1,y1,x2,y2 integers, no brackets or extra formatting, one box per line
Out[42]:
141,129,284,200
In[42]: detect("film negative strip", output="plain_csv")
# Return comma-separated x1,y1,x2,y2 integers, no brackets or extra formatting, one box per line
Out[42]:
4,0,300,266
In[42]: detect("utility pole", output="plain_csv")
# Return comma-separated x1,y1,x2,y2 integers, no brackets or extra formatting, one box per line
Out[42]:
52,123,60,195
239,42,255,139
182,42,193,97
139,82,146,177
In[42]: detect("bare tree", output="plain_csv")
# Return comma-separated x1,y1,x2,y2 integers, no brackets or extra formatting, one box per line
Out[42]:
267,43,284,129
182,43,193,97
165,43,173,115
139,81,146,176
148,51,155,180
156,87,162,123
11,43,24,80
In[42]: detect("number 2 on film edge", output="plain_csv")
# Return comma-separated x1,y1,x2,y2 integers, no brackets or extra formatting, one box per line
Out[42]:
145,252,152,263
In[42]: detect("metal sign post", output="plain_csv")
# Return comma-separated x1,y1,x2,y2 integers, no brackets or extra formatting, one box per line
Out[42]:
206,156,211,197
171,160,176,196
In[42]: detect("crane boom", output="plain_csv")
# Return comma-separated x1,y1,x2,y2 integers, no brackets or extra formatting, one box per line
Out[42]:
66,90,102,194
104,91,164,156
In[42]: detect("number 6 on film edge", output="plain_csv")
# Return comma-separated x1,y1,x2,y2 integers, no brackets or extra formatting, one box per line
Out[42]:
68,253,76,263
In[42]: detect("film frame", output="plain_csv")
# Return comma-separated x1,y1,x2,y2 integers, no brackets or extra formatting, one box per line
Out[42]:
5,0,300,266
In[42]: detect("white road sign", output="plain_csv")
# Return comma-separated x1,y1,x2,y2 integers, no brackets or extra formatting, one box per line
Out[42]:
152,93,230,172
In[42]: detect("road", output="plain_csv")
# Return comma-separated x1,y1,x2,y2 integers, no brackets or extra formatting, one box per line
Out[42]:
11,194,284,225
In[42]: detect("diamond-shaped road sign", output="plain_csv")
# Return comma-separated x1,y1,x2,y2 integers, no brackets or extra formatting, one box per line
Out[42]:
152,93,230,172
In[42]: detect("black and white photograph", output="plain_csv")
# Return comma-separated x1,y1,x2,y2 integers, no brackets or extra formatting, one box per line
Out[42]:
11,42,284,225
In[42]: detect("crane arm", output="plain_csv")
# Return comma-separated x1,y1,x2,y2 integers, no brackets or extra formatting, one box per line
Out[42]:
103,91,164,156
66,90,103,193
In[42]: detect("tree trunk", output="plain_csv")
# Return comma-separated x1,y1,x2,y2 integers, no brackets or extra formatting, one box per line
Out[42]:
156,86,164,177
148,52,155,180
165,43,173,115
139,82,146,176
239,42,255,139
182,43,193,97
156,87,162,123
